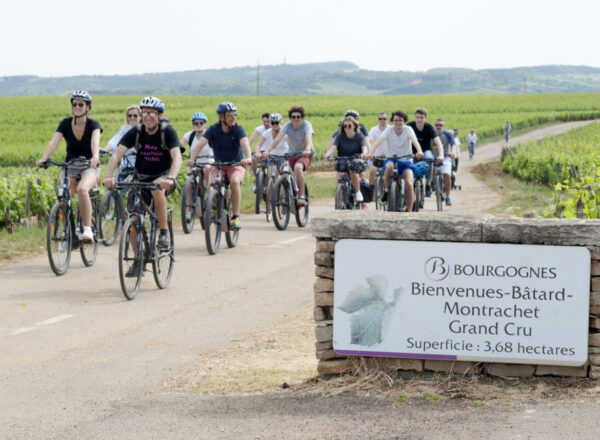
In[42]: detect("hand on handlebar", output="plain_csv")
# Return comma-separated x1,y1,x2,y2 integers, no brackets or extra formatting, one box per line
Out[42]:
103,176,115,189
35,159,46,168
415,152,424,160
436,156,443,164
241,158,252,167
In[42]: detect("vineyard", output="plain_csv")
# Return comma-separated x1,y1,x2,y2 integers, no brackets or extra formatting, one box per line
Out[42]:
500,122,600,218
1,93,599,229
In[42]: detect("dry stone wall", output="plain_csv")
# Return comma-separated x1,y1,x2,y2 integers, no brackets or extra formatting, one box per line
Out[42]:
312,211,600,378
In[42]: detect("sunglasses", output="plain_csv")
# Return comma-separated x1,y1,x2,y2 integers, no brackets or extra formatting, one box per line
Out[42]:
127,114,139,118
193,121,206,126
343,124,354,128
378,117,387,121
141,110,159,118
435,124,444,127
72,102,86,108
290,115,302,120
271,121,280,125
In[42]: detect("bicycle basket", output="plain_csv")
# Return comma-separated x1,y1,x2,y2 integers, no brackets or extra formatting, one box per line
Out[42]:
350,158,367,173
335,158,349,173
413,161,428,179
360,180,374,203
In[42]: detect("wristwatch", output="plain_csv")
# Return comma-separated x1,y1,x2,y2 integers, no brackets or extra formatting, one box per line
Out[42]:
166,175,175,180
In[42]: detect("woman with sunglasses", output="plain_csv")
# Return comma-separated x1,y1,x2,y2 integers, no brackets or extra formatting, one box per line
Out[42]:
103,105,141,172
181,112,215,184
36,90,102,243
323,116,369,203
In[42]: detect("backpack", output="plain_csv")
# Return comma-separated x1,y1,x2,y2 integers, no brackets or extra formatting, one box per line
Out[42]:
188,130,196,149
134,120,170,152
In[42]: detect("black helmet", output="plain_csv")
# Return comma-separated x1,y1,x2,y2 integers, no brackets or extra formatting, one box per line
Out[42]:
216,102,237,114
344,109,360,120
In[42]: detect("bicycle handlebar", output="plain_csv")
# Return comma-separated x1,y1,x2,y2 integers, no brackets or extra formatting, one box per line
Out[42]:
40,156,90,169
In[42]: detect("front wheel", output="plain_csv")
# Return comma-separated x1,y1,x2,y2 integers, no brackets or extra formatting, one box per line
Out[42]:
272,178,291,231
80,197,99,267
46,202,72,276
295,183,309,227
335,182,346,210
435,173,444,212
375,175,385,210
118,217,144,300
413,179,422,212
388,180,401,212
204,188,223,255
255,170,265,214
181,179,197,234
152,214,174,289
225,194,239,248
99,190,121,246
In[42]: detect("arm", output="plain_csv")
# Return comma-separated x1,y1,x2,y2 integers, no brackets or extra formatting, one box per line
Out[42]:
324,135,336,159
240,136,252,166
303,131,313,157
369,136,384,156
433,136,444,161
36,132,63,167
103,145,128,188
411,134,424,159
248,129,260,145
256,136,266,155
188,136,208,167
360,138,369,160
161,147,182,190
89,128,101,169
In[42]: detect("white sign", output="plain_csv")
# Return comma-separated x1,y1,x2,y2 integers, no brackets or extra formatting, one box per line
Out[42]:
333,240,590,366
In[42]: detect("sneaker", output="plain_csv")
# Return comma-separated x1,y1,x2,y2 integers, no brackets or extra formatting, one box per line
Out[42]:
157,232,170,249
82,226,94,243
266,211,272,222
125,260,141,278
355,192,364,202
230,217,241,231
297,196,307,207
381,191,388,202
445,197,452,206
425,186,432,197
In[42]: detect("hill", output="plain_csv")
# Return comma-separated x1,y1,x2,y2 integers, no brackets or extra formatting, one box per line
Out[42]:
2,62,600,96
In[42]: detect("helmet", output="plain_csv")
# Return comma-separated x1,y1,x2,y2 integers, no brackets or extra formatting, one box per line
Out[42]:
344,109,360,120
350,158,367,173
338,119,343,127
139,96,165,112
413,161,428,179
191,112,208,122
70,90,92,106
269,113,282,123
216,102,237,114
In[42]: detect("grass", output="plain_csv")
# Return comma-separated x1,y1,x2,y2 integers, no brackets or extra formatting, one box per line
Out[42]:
471,160,556,217
0,223,46,263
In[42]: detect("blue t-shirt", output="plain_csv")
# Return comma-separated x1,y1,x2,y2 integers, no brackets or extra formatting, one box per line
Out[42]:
203,122,247,162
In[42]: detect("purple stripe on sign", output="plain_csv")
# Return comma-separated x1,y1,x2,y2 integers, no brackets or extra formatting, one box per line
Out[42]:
336,350,456,361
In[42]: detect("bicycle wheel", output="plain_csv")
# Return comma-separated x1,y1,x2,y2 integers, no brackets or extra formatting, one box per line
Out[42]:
204,188,223,255
118,217,143,300
272,178,291,231
46,202,72,276
198,182,206,230
413,179,422,212
375,175,385,210
388,180,401,212
99,190,120,246
295,183,309,227
435,173,444,212
334,182,346,210
255,169,265,214
265,176,273,222
152,214,174,289
419,178,425,209
80,196,99,267
225,195,239,248
181,179,197,234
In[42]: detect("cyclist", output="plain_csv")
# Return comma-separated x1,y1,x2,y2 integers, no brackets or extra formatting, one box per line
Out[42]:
102,105,141,177
249,112,271,187
181,112,215,186
187,102,252,230
36,90,102,244
504,120,512,144
407,107,444,197
369,110,424,212
323,115,369,203
451,128,461,189
103,96,182,255
467,129,477,159
368,112,391,184
433,119,456,206
263,105,314,207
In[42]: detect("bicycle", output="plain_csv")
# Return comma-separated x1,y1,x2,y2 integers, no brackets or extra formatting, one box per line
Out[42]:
182,155,213,234
373,158,386,211
425,157,445,212
382,154,413,212
265,155,285,222
271,153,309,231
115,180,175,300
468,141,475,160
331,155,365,210
98,150,134,246
204,161,241,255
254,156,268,214
42,157,101,276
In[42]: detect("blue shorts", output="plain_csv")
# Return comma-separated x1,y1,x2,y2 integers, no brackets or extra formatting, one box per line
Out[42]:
384,160,414,175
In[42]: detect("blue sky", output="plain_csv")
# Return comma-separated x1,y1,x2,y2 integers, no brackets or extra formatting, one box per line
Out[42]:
2,0,598,77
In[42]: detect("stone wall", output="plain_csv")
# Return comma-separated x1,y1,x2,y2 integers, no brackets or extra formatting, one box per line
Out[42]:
312,211,600,379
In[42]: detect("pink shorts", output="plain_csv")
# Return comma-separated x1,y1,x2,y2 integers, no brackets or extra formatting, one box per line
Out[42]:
201,164,217,180
289,155,312,171
221,165,246,182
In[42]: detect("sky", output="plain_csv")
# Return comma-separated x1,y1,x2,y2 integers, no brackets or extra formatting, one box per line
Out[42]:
1,0,599,77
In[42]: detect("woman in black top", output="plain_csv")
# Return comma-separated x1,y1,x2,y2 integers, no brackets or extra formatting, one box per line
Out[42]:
36,90,102,243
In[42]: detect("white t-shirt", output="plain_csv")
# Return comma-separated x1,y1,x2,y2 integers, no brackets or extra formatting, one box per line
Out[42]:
261,128,289,155
467,133,477,144
108,124,136,169
184,130,214,164
382,125,415,159
452,136,461,158
369,124,390,157
255,125,267,137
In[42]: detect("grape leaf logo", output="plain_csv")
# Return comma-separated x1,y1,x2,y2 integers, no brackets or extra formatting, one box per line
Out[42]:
337,274,400,346
425,256,450,281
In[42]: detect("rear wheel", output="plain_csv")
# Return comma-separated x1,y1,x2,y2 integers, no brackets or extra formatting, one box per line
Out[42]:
272,178,290,231
152,214,174,288
295,183,309,227
118,217,143,300
181,179,197,234
46,202,71,276
225,193,239,248
388,180,401,212
99,190,120,246
265,176,274,222
435,173,444,211
375,174,385,210
204,188,223,255
335,182,346,210
255,169,265,214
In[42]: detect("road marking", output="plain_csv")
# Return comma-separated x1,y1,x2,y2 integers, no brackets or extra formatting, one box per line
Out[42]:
12,327,36,335
36,314,76,326
280,236,307,245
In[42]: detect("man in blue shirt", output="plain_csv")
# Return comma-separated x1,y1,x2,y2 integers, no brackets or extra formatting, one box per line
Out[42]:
188,102,251,230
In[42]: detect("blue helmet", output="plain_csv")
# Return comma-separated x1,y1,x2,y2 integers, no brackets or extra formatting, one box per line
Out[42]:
413,161,428,179
71,90,92,107
216,102,237,114
191,112,208,122
139,96,165,112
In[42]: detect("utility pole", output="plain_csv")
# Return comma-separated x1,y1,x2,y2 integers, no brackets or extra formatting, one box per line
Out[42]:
256,60,260,96
523,76,526,94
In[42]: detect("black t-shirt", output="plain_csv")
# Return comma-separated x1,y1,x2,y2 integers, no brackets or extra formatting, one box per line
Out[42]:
56,117,102,161
119,124,182,175
334,132,367,157
359,123,368,137
407,121,438,153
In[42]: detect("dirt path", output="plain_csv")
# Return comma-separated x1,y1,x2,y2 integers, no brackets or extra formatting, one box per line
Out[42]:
2,120,600,439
